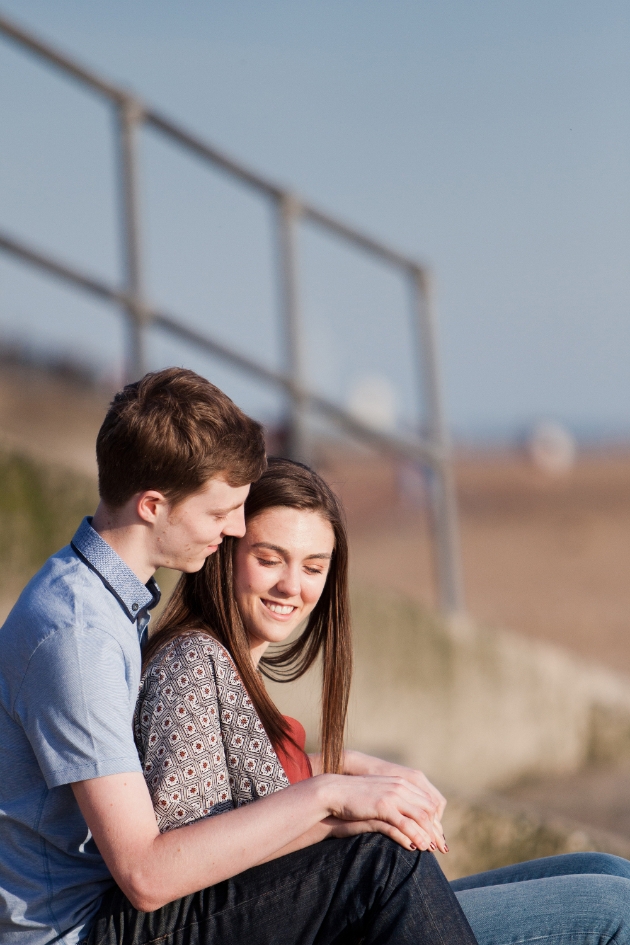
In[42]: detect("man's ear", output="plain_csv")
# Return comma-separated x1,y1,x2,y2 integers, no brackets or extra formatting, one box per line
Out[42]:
136,490,168,525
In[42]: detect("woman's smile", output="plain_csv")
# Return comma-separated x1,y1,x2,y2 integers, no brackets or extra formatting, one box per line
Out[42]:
261,599,297,618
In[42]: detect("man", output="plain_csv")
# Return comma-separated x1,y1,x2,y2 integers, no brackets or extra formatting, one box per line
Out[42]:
0,367,474,945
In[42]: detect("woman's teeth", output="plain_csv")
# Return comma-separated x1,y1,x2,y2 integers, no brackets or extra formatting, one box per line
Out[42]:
264,601,295,615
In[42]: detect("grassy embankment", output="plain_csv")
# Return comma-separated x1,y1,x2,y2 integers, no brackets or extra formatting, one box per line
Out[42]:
0,446,181,618
0,449,98,616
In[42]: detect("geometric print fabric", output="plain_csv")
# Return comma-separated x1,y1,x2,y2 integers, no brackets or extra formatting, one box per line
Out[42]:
134,631,290,833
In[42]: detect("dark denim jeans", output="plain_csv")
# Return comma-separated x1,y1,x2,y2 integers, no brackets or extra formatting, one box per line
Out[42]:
87,835,478,945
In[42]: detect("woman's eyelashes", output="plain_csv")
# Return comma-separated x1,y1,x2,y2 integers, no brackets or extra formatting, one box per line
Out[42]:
255,556,325,577
255,556,281,568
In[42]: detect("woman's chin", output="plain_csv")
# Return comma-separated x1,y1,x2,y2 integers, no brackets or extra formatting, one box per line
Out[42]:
251,619,298,646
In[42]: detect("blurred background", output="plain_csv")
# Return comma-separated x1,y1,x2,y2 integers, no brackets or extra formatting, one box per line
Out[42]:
1,0,630,877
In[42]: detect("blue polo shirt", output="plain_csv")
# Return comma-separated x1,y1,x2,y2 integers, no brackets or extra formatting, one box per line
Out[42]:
0,518,160,945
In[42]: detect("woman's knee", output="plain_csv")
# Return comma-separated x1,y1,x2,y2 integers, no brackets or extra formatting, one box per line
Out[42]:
458,873,630,945
556,851,630,879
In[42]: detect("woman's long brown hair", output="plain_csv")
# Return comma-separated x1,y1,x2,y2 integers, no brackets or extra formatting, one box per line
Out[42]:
143,457,352,774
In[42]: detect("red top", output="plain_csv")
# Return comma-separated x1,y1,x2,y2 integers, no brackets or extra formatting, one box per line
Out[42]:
275,716,313,784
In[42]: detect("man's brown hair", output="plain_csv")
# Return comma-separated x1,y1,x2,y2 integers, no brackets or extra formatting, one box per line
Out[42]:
96,367,266,508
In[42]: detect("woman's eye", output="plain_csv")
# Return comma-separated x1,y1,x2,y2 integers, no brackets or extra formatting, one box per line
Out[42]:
305,567,324,576
256,558,280,567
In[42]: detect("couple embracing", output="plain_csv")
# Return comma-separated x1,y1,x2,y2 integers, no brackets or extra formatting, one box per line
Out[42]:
1,367,630,945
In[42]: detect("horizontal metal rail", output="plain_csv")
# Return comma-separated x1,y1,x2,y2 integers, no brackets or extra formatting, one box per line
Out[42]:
0,229,441,466
0,11,129,102
0,12,422,275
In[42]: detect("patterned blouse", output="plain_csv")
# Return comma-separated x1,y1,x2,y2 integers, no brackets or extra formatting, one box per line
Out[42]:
134,631,291,833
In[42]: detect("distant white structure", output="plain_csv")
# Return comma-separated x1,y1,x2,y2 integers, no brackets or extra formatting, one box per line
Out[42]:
347,375,397,432
528,421,576,475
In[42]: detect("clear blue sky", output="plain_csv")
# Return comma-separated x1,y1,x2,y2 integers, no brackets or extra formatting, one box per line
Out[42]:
0,0,628,439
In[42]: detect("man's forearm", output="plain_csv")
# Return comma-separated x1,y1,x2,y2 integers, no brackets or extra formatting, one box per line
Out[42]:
144,779,336,902
74,773,335,912
255,820,335,865
75,761,446,911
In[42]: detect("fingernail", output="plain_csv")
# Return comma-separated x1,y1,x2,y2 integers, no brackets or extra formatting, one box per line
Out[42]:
444,844,449,853
429,842,436,851
409,844,417,851
443,834,447,841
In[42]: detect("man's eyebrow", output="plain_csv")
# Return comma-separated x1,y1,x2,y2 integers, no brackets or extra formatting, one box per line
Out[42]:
251,542,332,560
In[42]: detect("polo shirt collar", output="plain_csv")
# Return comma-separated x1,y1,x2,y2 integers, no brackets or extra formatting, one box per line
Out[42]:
71,517,160,624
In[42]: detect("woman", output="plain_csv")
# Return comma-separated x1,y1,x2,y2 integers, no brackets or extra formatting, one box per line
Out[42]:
136,458,630,945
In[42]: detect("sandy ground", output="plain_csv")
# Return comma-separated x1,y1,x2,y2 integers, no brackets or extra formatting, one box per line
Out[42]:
0,364,109,477
320,446,630,677
321,445,630,837
503,763,630,839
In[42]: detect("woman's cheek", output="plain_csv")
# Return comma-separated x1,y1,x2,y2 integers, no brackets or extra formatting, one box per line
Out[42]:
245,561,262,590
305,578,324,606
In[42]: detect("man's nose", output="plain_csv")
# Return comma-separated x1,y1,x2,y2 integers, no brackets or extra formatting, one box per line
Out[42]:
223,506,246,538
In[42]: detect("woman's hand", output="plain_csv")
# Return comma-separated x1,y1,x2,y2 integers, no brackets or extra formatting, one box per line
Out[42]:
318,773,448,854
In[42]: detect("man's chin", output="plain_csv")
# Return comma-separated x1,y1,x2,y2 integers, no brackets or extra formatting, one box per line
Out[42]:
179,560,207,574
179,548,219,573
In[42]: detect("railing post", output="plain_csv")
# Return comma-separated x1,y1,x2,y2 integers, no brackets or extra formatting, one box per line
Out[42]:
117,96,147,384
276,193,308,462
412,266,465,616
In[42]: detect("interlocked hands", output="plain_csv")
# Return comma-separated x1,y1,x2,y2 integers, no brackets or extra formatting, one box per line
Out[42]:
319,756,448,854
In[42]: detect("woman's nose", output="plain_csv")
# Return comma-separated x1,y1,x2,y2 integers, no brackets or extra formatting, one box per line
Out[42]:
275,567,301,598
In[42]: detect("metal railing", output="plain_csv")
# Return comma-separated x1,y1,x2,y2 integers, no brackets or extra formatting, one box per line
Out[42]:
0,11,464,615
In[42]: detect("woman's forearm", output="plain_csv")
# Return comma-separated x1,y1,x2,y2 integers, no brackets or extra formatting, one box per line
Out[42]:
341,750,390,775
308,750,388,777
